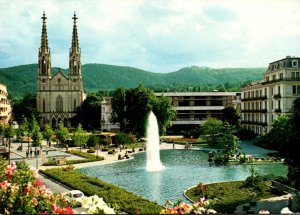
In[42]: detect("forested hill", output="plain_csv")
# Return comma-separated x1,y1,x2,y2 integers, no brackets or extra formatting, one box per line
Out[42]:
0,63,266,98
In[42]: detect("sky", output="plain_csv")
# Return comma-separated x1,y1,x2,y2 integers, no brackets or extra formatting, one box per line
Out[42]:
0,0,300,73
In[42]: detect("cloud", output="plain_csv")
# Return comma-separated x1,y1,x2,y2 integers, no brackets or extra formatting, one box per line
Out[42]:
0,0,300,72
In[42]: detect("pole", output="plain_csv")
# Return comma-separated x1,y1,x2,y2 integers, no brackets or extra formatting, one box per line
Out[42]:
36,153,38,169
8,138,11,165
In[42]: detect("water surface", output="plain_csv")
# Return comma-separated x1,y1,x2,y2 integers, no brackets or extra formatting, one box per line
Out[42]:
78,149,287,205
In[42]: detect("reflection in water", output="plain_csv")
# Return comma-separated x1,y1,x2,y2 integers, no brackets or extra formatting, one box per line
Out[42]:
147,171,162,201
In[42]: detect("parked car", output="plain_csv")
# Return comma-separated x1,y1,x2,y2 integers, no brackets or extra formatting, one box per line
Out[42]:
62,190,84,203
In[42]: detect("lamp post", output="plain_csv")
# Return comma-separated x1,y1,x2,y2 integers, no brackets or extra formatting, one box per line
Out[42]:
95,143,99,159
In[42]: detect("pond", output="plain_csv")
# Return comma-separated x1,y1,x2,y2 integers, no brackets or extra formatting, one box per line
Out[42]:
78,149,287,205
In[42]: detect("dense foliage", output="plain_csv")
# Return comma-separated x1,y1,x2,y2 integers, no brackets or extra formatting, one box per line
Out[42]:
11,94,38,124
0,63,265,98
71,91,106,131
42,168,163,214
111,85,175,137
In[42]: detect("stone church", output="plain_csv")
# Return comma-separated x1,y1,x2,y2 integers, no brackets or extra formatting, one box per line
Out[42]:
36,12,86,128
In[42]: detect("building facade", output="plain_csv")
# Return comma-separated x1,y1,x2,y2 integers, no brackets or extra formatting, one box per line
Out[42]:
241,56,300,135
100,92,241,133
36,12,86,128
0,83,12,125
155,92,241,133
100,97,120,132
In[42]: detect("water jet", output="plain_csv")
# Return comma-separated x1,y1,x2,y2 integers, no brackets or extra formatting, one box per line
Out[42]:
145,111,165,172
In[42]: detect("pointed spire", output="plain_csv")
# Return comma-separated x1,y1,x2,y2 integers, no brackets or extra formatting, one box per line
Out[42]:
71,12,79,53
40,11,48,52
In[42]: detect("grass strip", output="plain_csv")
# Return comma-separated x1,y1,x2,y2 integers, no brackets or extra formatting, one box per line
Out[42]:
41,168,163,214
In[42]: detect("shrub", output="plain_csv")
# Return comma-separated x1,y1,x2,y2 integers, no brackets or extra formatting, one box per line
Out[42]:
108,149,115,154
87,135,99,148
114,133,132,145
87,148,95,153
195,182,208,196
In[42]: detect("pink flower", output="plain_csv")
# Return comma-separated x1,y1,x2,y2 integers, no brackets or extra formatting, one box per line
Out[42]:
34,180,43,187
24,185,32,196
30,167,39,178
5,163,17,179
31,197,38,206
0,180,9,190
63,207,74,214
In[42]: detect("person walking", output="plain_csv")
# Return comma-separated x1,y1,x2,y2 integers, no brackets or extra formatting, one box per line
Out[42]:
26,149,29,158
30,148,33,158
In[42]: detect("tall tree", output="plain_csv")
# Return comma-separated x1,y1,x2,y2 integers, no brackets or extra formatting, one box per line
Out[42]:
125,85,154,137
266,116,289,151
72,123,89,152
43,124,54,146
18,117,29,149
222,105,240,128
11,94,38,124
30,117,43,146
111,87,126,132
201,118,223,146
55,122,69,145
4,124,15,164
72,91,105,131
280,97,300,189
152,96,176,135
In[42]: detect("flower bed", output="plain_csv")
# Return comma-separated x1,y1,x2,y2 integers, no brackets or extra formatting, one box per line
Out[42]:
0,160,74,214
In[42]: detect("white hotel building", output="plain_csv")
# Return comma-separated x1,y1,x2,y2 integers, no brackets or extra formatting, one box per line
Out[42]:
241,56,300,135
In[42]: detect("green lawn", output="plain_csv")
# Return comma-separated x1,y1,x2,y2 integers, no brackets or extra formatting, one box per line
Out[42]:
185,180,278,214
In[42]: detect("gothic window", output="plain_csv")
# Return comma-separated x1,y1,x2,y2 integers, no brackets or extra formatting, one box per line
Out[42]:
74,99,76,110
42,58,46,74
56,95,63,112
43,99,46,112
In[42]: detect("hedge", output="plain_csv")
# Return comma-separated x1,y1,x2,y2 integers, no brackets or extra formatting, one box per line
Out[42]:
41,168,163,214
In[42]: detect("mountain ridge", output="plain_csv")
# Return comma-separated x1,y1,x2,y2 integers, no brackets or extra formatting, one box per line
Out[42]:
0,63,266,98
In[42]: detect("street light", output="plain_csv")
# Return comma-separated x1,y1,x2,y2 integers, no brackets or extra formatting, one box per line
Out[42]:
95,143,99,158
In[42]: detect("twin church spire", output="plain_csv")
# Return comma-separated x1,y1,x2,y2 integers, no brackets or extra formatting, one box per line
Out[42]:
38,12,81,76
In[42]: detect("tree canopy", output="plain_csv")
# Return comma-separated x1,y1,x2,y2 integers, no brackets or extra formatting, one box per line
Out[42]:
71,91,106,131
111,85,175,137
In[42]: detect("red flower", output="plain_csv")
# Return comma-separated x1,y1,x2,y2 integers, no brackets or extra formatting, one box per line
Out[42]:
34,180,43,187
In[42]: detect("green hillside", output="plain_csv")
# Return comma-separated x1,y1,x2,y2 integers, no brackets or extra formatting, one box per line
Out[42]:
0,63,265,98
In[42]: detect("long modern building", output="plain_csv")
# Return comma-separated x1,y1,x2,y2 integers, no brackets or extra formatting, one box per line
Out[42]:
0,83,12,125
100,92,241,133
241,56,300,135
155,92,241,133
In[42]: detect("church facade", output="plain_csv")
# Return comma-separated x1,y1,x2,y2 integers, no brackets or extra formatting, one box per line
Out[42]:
36,12,86,128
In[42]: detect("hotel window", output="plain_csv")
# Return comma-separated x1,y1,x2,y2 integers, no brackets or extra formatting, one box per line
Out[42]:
264,88,267,96
279,73,283,79
266,76,269,82
292,60,298,67
278,86,280,94
272,75,276,80
291,72,295,79
292,85,300,94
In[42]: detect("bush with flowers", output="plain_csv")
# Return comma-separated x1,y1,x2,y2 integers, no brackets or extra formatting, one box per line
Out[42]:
0,159,74,214
160,198,217,214
81,194,116,214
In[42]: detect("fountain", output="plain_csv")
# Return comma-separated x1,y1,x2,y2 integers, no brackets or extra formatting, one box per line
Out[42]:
145,111,165,172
